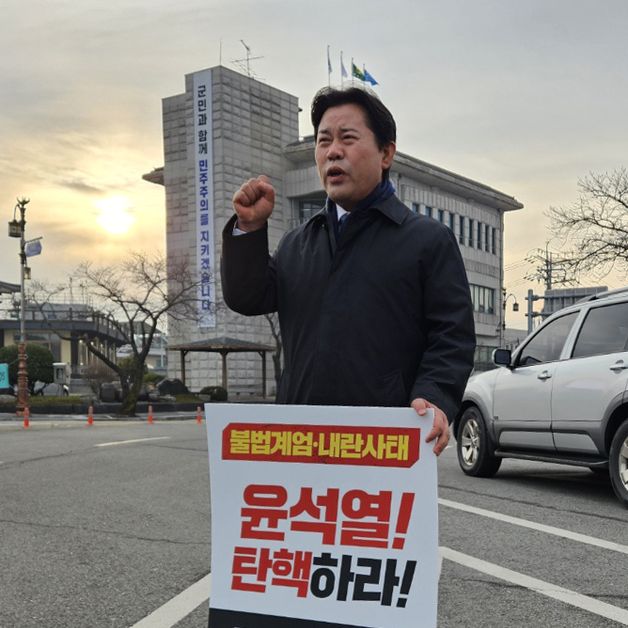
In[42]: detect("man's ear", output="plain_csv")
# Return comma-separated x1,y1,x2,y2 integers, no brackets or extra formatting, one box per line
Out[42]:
381,142,396,169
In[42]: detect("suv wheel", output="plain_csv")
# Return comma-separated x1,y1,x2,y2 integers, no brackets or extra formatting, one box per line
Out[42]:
609,420,628,507
457,406,501,477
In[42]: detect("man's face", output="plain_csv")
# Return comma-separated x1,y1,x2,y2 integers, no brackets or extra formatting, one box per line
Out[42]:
315,103,395,211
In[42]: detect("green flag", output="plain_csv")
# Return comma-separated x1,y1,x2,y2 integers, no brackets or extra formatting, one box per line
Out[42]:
352,63,365,81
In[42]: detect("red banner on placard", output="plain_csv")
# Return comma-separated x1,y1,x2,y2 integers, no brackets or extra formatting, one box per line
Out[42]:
222,423,420,467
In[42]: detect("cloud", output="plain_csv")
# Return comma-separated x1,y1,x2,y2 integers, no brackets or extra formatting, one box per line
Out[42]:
56,178,105,195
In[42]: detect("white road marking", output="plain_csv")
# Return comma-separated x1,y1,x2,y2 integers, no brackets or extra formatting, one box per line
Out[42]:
441,546,628,625
439,498,628,555
95,436,171,448
129,573,211,628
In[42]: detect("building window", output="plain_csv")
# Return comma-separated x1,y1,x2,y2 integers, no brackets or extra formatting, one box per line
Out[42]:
448,212,455,232
425,206,433,218
491,227,497,254
477,221,483,250
298,200,322,224
458,216,465,245
469,283,495,314
437,208,445,223
468,219,474,247
485,224,490,252
412,203,420,214
487,289,494,314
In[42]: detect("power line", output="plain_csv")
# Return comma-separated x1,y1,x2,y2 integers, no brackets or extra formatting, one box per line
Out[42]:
504,260,528,271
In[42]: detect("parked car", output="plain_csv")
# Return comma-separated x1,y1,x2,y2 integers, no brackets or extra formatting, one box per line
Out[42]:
454,287,628,507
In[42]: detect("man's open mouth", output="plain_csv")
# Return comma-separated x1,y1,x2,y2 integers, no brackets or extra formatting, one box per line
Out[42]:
327,167,346,181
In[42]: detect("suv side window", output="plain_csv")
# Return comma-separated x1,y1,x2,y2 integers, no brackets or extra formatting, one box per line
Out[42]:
572,302,628,358
517,312,578,367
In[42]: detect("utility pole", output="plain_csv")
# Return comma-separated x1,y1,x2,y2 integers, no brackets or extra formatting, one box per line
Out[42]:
525,288,542,335
525,243,572,291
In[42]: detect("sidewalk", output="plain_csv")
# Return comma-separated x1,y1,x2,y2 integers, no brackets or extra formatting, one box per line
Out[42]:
0,410,199,424
0,396,274,427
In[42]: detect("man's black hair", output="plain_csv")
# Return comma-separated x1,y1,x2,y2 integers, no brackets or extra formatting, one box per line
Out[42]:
310,86,397,149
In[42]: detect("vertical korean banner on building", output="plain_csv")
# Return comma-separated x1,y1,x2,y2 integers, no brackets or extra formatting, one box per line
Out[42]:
206,404,439,628
192,69,216,328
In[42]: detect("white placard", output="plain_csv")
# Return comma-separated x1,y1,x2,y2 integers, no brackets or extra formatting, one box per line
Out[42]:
205,403,439,628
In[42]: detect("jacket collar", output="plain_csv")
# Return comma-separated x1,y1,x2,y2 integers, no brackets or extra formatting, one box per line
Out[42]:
305,191,408,229
371,194,408,225
307,206,329,228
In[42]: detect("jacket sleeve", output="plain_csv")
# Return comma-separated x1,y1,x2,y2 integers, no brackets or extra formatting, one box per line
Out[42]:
410,226,476,423
220,215,278,315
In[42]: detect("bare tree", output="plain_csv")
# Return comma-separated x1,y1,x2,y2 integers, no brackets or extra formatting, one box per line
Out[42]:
264,312,282,393
33,252,202,416
548,168,628,281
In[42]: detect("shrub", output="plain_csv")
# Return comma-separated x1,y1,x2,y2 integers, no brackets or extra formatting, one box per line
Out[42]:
0,343,54,392
157,378,189,395
143,371,163,385
199,385,228,401
174,393,203,403
29,395,83,407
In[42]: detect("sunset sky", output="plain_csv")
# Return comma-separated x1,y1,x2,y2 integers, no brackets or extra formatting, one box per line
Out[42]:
1,0,627,327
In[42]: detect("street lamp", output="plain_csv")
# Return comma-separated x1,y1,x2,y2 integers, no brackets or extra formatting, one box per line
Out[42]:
503,292,519,320
8,198,30,413
499,290,520,346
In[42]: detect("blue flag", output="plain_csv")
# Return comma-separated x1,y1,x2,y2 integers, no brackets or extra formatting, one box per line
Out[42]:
363,67,378,86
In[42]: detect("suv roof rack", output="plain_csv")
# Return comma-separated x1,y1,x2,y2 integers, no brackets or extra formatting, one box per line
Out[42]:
577,286,628,303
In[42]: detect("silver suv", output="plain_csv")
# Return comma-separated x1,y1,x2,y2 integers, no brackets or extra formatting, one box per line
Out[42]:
454,287,628,507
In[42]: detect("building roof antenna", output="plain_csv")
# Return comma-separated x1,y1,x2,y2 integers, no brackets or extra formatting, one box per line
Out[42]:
231,40,264,79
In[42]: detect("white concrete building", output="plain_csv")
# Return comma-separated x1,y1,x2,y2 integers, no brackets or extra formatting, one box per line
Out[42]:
145,65,523,393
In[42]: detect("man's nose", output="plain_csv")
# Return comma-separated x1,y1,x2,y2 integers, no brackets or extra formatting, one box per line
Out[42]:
326,139,343,159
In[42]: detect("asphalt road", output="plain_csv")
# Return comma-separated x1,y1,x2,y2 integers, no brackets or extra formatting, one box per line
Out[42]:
0,418,626,627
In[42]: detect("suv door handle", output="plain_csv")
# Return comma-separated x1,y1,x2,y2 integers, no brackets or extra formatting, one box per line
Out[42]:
609,360,628,373
537,370,552,381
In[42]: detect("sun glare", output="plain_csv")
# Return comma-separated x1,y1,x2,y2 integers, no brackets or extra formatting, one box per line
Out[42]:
95,196,135,235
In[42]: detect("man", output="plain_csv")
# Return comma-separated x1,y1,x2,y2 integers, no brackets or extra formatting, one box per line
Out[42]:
221,86,475,455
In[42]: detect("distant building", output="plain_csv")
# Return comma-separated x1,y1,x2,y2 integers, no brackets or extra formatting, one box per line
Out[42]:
117,330,168,375
541,286,608,318
0,281,20,296
0,297,126,379
144,66,523,393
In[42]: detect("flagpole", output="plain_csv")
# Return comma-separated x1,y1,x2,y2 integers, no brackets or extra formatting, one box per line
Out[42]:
351,57,354,86
327,45,331,86
341,51,346,86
